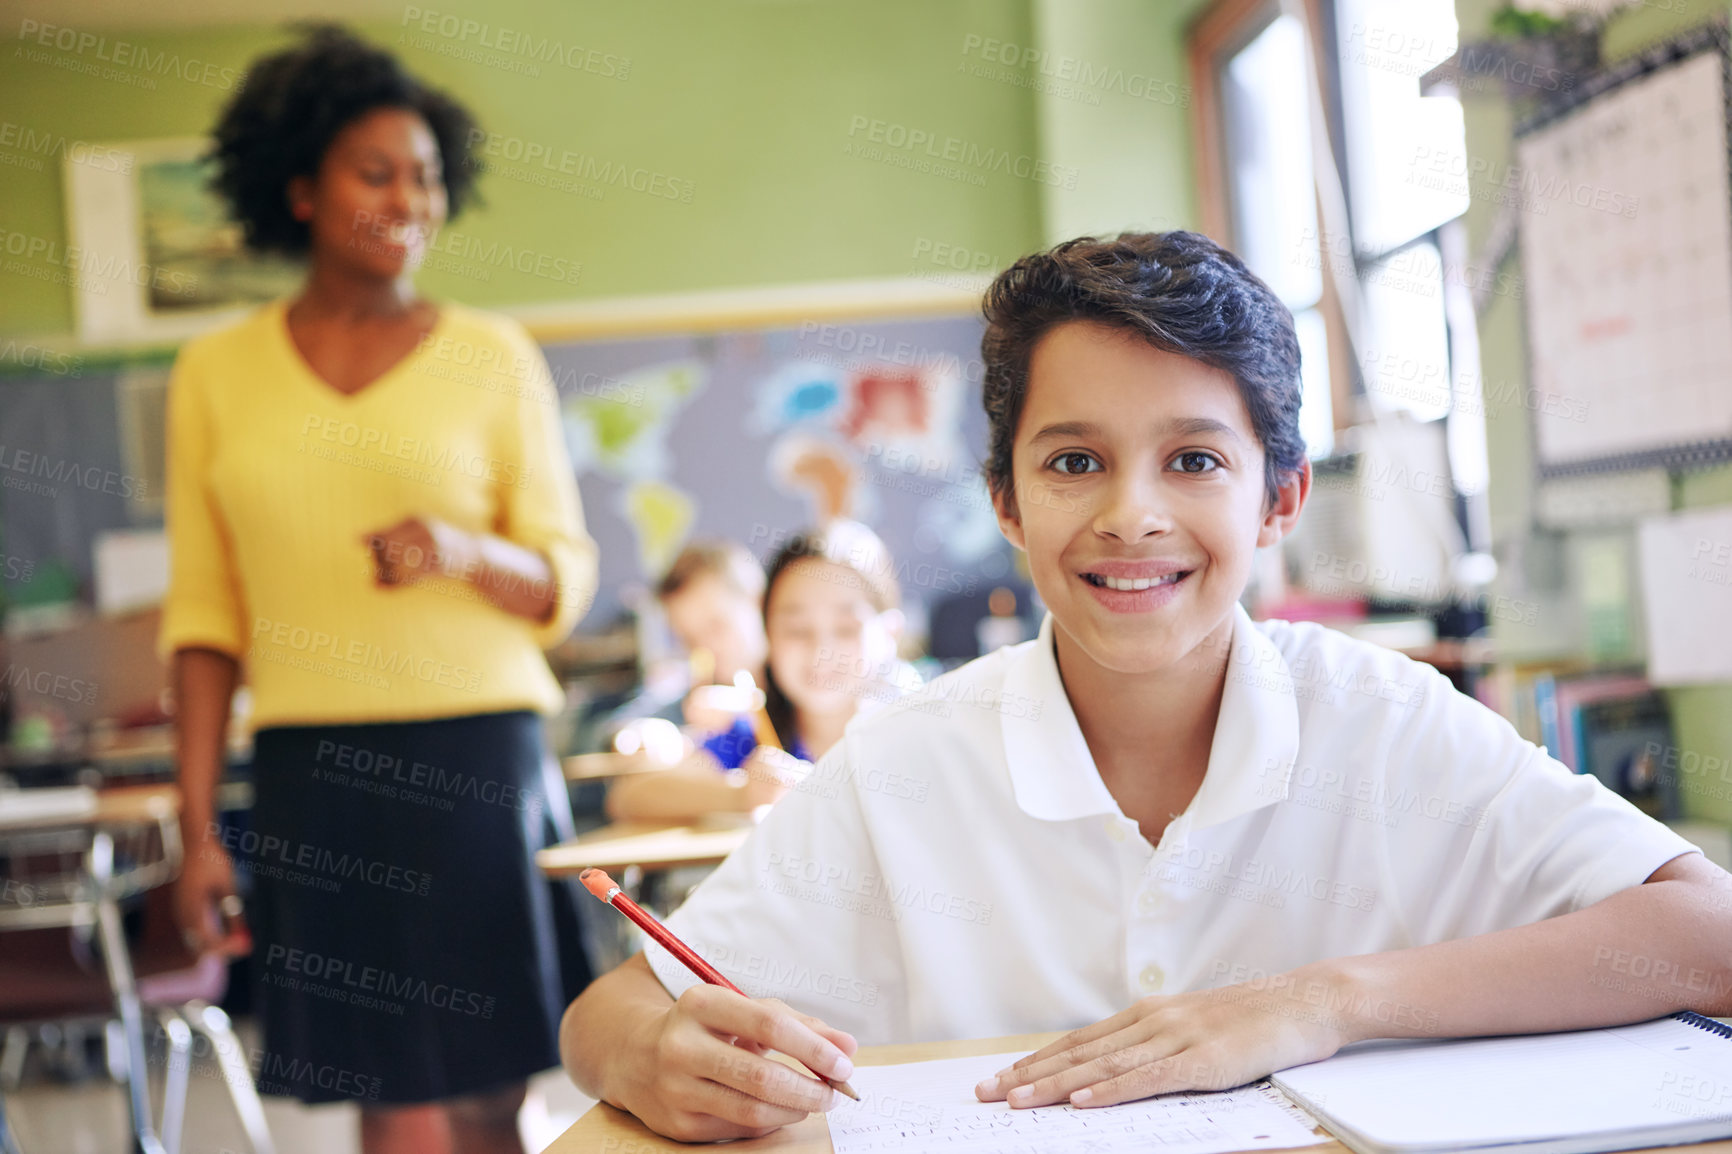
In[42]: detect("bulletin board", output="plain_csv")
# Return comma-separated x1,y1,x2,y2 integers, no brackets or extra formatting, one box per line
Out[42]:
1515,23,1732,478
0,296,1017,636
538,310,1019,628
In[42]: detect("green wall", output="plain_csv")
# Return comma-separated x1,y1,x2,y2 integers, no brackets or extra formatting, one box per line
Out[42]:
3,0,1148,338
1454,0,1732,825
1031,0,1206,244
0,1,1220,341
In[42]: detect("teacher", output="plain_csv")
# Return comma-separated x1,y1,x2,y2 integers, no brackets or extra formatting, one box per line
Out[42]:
163,25,596,1154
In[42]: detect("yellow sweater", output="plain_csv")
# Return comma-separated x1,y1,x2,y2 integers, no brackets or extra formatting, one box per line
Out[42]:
159,298,597,728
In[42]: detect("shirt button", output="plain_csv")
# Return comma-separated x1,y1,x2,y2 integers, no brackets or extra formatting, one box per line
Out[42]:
1136,890,1159,915
1139,964,1164,993
1105,820,1127,843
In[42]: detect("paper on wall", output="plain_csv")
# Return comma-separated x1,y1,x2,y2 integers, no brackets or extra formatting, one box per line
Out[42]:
1636,505,1732,685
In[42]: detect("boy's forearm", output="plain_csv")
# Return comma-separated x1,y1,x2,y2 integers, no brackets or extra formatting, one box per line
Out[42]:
560,953,674,1103
1315,855,1732,1045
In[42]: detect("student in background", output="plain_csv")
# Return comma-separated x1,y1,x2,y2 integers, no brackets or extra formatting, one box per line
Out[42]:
560,232,1732,1143
164,27,594,1154
562,541,764,763
592,539,765,772
606,520,908,823
648,540,769,765
657,540,769,693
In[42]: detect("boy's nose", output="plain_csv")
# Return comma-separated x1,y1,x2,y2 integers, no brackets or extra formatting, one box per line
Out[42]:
1093,471,1172,543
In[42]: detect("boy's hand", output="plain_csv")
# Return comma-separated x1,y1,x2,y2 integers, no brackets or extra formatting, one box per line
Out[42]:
614,985,858,1142
974,966,1354,1109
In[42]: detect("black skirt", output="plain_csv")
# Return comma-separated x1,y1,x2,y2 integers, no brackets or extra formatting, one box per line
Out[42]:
244,710,588,1105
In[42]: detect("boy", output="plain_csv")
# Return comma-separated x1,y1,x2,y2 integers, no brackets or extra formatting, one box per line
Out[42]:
657,539,769,693
603,539,772,818
560,232,1732,1143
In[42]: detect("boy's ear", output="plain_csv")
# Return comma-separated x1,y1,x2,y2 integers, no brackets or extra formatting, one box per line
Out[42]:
1257,459,1311,549
991,484,1027,552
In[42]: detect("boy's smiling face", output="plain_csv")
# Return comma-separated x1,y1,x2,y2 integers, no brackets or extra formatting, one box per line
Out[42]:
993,320,1307,677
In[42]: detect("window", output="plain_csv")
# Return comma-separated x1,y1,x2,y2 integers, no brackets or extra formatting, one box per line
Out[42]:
1191,0,1491,558
1221,13,1336,458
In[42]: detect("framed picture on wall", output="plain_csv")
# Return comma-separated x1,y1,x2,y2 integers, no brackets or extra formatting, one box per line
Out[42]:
62,136,302,345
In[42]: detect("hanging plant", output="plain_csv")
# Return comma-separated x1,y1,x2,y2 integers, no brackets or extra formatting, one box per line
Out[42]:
1424,4,1602,101
1488,7,1572,41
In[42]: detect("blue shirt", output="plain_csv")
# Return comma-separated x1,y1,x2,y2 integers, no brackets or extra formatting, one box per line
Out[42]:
701,716,809,767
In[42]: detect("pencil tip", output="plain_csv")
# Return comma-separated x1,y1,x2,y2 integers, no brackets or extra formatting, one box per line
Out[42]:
834,1079,860,1101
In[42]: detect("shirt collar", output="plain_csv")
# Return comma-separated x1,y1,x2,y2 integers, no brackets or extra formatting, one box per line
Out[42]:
1000,604,1300,831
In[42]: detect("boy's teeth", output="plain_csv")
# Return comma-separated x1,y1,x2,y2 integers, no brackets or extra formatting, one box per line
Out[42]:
1098,573,1181,591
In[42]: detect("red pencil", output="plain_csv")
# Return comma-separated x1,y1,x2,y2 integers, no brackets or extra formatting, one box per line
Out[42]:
578,868,859,1101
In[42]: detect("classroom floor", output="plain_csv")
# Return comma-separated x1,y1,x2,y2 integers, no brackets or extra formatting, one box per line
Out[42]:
2,1017,598,1153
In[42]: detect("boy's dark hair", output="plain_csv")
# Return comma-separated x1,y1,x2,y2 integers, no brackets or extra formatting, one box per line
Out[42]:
980,231,1306,510
208,24,482,255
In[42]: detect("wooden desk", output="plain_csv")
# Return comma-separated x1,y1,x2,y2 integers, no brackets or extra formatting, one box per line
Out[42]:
562,752,667,783
547,1032,1061,1153
536,819,752,876
0,782,185,1154
87,725,251,773
546,1030,1732,1154
0,783,177,833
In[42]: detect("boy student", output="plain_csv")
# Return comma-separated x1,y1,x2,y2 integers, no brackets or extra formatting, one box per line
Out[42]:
560,232,1732,1143
587,541,764,767
658,539,770,693
622,539,769,752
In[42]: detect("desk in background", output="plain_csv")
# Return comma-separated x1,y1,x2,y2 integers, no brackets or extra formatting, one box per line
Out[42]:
538,818,753,972
0,785,181,1154
561,751,667,784
537,818,751,876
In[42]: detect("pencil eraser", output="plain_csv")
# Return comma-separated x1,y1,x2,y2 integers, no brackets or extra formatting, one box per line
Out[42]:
578,868,618,901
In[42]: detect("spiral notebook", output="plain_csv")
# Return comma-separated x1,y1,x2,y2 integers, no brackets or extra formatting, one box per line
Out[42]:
1270,1013,1732,1154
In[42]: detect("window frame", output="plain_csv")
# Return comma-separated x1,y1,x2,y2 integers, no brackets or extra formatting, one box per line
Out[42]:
1189,0,1357,439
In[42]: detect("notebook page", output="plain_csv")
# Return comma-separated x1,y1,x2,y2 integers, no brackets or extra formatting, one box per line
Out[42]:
828,1049,1327,1154
1271,1017,1732,1150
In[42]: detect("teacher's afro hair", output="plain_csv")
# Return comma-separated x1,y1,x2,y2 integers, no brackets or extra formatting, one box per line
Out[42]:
207,23,482,255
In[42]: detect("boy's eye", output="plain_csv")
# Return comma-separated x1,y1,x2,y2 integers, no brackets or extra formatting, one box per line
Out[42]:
1172,451,1221,474
1049,451,1101,476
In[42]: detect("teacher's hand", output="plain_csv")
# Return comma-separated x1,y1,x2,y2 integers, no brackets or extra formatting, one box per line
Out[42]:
362,516,479,587
173,828,248,958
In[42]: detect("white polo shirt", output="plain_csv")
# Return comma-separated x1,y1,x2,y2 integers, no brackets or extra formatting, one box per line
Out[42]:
646,605,1697,1045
